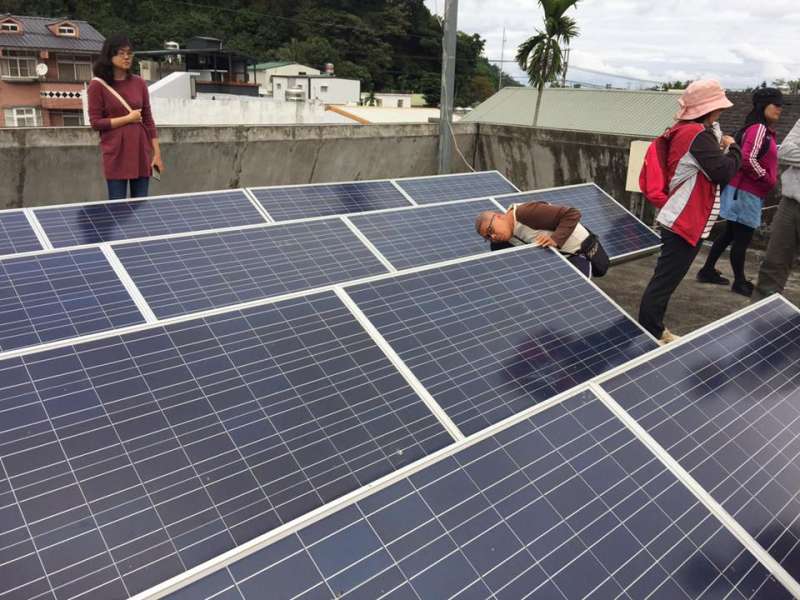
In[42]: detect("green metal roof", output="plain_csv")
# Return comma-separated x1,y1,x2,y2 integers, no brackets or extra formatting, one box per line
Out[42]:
463,87,683,137
253,61,293,70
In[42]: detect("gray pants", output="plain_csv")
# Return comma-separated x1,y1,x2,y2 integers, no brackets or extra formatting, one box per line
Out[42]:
753,196,800,301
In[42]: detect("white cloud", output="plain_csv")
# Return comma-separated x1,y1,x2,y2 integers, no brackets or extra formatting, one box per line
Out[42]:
424,0,800,89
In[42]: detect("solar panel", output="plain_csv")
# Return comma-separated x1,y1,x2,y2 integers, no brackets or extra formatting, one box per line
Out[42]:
396,171,518,204
163,389,791,600
348,199,498,270
33,190,265,248
0,247,145,352
114,219,390,319
495,184,661,261
249,181,411,222
346,248,657,436
0,291,453,600
601,296,800,584
0,211,42,256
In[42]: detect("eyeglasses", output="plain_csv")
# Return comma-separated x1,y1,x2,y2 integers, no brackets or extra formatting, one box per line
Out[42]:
484,214,496,240
116,50,134,58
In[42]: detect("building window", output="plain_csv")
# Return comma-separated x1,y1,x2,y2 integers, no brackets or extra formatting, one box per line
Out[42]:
4,107,42,127
57,24,76,36
1,21,20,32
276,83,282,90
397,99,404,108
320,85,328,93
0,49,36,78
52,110,85,126
57,55,92,81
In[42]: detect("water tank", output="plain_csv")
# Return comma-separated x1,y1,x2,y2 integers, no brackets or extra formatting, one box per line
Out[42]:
324,63,334,75
286,88,305,102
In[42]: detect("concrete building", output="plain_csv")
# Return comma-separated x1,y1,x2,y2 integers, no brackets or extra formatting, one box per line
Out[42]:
361,92,413,108
272,74,360,104
0,13,103,127
254,61,320,96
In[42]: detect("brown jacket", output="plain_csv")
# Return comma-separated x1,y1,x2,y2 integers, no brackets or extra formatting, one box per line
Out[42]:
513,202,582,248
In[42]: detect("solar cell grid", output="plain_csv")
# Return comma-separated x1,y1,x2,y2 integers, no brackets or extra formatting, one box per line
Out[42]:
250,181,411,222
164,390,790,600
34,190,265,248
396,171,518,204
0,247,144,353
346,248,658,435
496,184,660,260
0,212,43,257
601,296,800,585
348,199,498,270
113,219,390,319
0,291,452,600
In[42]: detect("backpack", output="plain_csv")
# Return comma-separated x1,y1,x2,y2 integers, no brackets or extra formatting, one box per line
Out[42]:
638,129,672,209
734,125,771,160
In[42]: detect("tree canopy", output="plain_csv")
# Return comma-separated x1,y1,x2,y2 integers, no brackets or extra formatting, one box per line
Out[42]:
0,0,521,106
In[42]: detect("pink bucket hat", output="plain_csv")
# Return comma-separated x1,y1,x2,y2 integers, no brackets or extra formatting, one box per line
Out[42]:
675,80,733,121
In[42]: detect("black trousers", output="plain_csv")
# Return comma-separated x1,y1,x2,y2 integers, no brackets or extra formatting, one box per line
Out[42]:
639,228,702,338
700,220,755,284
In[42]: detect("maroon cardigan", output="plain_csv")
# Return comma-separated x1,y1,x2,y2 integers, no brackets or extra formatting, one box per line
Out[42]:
88,75,158,180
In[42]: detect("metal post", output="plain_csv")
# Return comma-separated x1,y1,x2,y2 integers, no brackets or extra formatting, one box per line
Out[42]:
498,26,506,92
437,0,458,174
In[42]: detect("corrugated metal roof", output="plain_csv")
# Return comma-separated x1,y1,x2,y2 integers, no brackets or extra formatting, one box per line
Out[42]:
463,87,683,137
254,61,293,70
0,14,104,52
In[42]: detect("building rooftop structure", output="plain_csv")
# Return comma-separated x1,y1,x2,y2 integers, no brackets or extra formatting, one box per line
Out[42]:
0,13,104,52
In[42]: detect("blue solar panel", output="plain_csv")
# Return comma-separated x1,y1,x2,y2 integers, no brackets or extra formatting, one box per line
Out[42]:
496,184,661,260
250,181,411,222
0,291,453,600
349,199,498,270
396,171,518,204
0,212,42,256
601,296,800,584
346,248,657,435
114,220,390,319
34,190,265,248
0,248,144,352
164,389,790,600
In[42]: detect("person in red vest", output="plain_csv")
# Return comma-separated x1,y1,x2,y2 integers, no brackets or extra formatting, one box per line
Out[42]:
639,80,742,344
87,33,163,200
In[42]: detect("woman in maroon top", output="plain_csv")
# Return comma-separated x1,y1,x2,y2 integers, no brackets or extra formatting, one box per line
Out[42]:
88,34,164,199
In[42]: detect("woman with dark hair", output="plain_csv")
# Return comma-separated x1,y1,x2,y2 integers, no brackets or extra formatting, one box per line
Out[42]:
697,88,783,296
87,33,163,199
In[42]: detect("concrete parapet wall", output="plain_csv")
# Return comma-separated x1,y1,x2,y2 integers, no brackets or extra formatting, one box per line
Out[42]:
0,123,478,209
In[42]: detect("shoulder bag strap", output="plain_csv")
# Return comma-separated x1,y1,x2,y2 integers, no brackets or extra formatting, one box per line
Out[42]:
92,76,133,113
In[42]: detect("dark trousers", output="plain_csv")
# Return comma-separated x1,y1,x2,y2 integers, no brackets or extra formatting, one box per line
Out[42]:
700,220,755,284
753,197,800,301
639,228,702,338
107,177,149,200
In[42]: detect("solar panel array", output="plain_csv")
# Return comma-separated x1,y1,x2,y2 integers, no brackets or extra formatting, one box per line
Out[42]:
1,173,798,600
165,389,792,600
601,296,800,584
0,248,145,352
0,212,42,257
250,181,412,222
347,249,658,435
396,171,519,204
0,292,453,600
34,190,265,248
114,220,389,319
496,184,661,260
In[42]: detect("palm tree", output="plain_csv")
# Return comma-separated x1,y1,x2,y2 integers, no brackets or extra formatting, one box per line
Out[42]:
516,0,580,126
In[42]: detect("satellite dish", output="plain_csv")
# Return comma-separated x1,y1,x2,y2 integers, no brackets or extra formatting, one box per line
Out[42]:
35,63,48,77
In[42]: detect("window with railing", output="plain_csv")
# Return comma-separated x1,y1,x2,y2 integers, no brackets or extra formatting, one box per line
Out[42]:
0,50,36,78
57,55,92,81
3,107,42,127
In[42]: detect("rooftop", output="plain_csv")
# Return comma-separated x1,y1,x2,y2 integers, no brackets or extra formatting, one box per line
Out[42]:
0,13,104,52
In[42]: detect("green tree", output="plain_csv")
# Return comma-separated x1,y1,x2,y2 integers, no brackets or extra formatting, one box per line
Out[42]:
516,0,580,126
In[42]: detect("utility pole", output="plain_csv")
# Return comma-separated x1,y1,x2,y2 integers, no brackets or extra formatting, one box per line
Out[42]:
438,0,458,174
561,43,570,88
498,26,506,91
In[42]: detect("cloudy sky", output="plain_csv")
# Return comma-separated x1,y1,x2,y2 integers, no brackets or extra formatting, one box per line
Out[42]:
424,0,800,89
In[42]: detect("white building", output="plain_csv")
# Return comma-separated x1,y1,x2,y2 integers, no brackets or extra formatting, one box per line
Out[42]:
272,74,360,105
361,92,413,108
253,61,320,96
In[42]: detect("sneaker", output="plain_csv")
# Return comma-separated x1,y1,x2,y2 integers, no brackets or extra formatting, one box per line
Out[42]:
658,329,681,346
696,268,730,285
731,280,754,297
